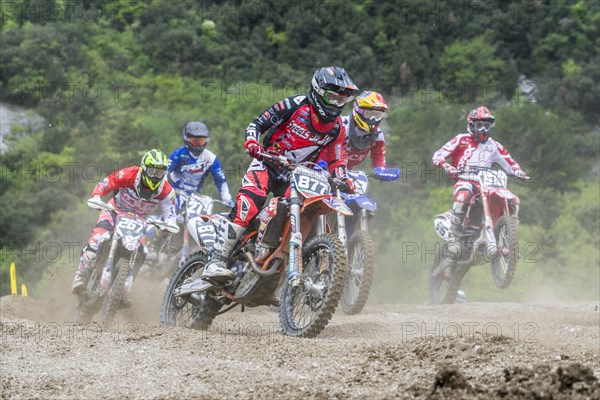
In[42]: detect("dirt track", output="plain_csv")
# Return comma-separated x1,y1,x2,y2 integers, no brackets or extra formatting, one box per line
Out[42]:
1,277,599,400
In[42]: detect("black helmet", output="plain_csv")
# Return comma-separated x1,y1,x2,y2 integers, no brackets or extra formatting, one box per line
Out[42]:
308,66,359,124
183,121,210,157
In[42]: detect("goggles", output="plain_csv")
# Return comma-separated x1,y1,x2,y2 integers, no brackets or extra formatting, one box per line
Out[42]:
145,166,167,179
472,120,494,132
321,90,355,107
357,108,385,122
186,137,208,146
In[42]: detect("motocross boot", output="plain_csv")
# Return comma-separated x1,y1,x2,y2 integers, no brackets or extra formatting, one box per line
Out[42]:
71,247,97,296
201,218,245,282
447,213,464,256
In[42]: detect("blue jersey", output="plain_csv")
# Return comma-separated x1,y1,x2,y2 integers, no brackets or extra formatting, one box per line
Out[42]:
168,147,232,203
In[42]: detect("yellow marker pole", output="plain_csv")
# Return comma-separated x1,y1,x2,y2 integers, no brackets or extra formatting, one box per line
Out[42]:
21,284,28,297
10,263,17,295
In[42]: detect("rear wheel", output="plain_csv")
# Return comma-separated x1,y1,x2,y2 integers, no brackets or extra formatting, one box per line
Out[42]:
280,234,347,338
491,216,519,288
340,232,375,315
429,245,468,305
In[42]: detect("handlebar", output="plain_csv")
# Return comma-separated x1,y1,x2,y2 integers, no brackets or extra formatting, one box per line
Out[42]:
456,166,529,181
246,149,290,167
175,190,234,210
329,177,353,193
147,216,180,234
87,198,115,212
87,198,180,233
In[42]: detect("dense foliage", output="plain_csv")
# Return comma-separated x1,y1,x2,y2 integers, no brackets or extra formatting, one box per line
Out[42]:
0,0,598,300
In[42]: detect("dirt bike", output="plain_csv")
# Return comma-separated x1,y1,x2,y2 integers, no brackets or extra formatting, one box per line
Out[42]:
144,190,230,280
327,167,400,315
429,166,525,304
74,199,179,324
161,152,352,338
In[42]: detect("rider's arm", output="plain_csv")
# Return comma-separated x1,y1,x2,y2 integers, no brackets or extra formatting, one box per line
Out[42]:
245,95,306,143
321,124,349,179
210,157,232,202
167,148,183,187
370,129,387,168
432,134,463,167
91,167,130,198
494,140,523,173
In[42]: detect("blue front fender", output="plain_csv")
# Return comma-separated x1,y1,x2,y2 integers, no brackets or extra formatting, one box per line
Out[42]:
344,195,377,212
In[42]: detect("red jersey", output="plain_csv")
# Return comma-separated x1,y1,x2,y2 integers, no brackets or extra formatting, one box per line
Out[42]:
432,133,523,179
93,166,176,222
246,95,347,177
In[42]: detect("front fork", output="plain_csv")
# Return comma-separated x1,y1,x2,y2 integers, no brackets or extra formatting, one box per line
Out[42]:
480,191,498,257
180,220,190,264
358,209,369,232
100,237,119,290
99,235,140,297
288,186,303,283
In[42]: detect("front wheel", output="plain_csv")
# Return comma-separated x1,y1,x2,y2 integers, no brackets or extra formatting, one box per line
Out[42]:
340,232,375,315
161,251,221,329
280,234,347,338
491,215,519,289
74,267,103,323
99,257,129,324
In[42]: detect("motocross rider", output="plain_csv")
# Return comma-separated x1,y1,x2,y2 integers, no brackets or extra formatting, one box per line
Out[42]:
201,66,360,282
343,91,389,171
71,149,176,295
432,106,528,254
168,121,234,208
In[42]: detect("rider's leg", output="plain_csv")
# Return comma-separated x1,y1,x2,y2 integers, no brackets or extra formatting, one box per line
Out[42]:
448,182,473,255
72,211,115,295
202,162,271,281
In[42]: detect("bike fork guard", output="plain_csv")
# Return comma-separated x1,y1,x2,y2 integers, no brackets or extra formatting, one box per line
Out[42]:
288,209,302,282
180,228,190,264
100,238,118,290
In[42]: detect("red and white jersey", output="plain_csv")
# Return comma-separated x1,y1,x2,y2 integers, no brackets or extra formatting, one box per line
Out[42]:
432,133,522,178
341,115,387,169
246,95,347,177
92,166,176,222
